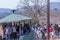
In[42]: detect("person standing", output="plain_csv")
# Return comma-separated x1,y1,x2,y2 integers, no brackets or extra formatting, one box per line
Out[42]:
43,24,47,32
35,22,40,29
5,25,10,40
0,24,4,40
49,25,54,40
11,25,16,39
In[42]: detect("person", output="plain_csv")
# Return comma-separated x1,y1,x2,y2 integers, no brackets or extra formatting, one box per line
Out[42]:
54,24,58,35
19,26,24,36
11,25,17,39
17,24,24,39
8,25,13,40
23,23,31,34
5,25,10,40
12,25,16,33
51,24,55,33
43,24,47,32
0,24,4,40
9,24,17,39
58,24,60,35
49,25,54,39
16,24,20,33
40,27,46,40
16,25,20,39
35,22,40,29
34,27,38,38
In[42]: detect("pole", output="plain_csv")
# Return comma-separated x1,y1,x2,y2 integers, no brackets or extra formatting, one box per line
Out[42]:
47,0,50,40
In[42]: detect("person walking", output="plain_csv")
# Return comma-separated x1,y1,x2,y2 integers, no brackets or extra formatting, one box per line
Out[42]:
49,25,54,40
40,27,46,40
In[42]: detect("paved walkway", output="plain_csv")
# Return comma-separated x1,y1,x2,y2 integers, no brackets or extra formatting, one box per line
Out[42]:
34,32,60,40
50,35,60,40
35,37,60,40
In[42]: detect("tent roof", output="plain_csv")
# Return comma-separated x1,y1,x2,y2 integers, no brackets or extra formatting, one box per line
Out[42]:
0,14,32,23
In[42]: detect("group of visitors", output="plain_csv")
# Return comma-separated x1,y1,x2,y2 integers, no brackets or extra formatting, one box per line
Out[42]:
0,22,60,40
32,23,60,40
0,23,31,40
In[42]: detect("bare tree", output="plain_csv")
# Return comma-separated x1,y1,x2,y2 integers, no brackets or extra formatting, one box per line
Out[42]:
17,0,47,22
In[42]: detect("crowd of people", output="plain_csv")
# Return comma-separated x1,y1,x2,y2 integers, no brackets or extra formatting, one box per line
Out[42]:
0,22,60,40
0,23,31,40
32,23,60,40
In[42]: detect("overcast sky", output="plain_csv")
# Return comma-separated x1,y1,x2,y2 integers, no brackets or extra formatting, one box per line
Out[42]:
0,0,19,9
0,0,60,9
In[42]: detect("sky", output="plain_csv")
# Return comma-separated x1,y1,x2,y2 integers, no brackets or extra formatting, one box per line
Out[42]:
0,0,60,9
0,0,19,9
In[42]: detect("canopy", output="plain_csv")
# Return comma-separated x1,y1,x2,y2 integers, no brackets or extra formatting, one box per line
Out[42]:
0,14,32,23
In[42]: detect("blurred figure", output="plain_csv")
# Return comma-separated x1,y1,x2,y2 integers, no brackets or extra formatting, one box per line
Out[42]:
19,24,24,36
16,24,20,39
11,25,16,39
43,24,47,32
34,27,38,38
58,24,60,36
23,23,31,34
5,25,10,40
12,25,16,33
54,24,58,35
49,25,54,40
16,24,19,34
51,24,55,33
35,22,40,29
0,24,4,40
40,27,46,40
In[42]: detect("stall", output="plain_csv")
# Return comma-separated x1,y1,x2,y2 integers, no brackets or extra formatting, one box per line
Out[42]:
0,14,33,40
0,14,32,23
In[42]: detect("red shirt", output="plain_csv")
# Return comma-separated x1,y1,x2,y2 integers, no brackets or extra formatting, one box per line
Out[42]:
49,26,52,32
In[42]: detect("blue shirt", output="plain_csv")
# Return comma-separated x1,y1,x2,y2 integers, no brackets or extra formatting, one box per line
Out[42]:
19,30,25,36
41,29,45,35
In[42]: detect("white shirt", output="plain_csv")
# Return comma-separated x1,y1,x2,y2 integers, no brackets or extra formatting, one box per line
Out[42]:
43,25,47,29
58,25,60,27
5,27,9,34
